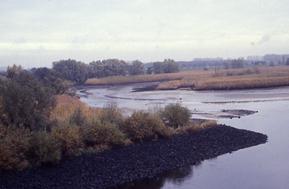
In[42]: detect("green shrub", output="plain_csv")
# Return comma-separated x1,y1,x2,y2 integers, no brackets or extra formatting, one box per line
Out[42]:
51,124,83,156
121,111,172,142
160,104,191,128
31,67,69,95
0,69,55,130
26,132,61,166
100,102,124,125
81,121,127,148
0,126,31,170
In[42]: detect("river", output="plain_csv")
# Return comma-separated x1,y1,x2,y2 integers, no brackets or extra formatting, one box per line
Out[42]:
78,84,289,189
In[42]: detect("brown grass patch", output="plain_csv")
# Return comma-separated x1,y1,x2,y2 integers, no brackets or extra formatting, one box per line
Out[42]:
194,75,289,90
50,95,102,123
85,71,199,85
86,66,289,91
176,120,218,134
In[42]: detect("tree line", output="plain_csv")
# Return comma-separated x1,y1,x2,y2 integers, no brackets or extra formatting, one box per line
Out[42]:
52,59,179,84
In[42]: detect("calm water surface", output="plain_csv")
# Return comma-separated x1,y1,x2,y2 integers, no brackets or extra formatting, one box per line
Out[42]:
78,85,289,189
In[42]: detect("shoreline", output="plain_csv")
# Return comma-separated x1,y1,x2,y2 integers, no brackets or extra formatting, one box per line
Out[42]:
0,125,267,189
133,82,289,92
79,81,289,93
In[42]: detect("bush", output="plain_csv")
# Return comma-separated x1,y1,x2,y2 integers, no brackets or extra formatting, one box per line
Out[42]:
0,126,31,170
69,108,87,126
159,104,191,128
100,102,124,125
175,120,217,134
81,121,127,149
200,120,217,128
31,67,69,95
26,132,61,166
53,59,89,84
121,111,172,142
0,69,55,130
51,124,83,156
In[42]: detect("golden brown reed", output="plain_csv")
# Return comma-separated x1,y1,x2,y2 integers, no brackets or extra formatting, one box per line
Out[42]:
86,66,289,90
50,95,102,123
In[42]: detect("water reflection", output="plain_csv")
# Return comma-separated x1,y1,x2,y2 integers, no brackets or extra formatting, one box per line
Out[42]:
117,164,199,189
116,155,236,189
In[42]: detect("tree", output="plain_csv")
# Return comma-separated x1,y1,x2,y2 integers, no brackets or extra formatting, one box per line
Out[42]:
31,67,69,94
152,62,163,74
88,60,103,78
146,67,153,74
0,69,55,130
152,59,179,74
89,59,128,78
160,103,191,128
128,60,144,75
231,59,244,69
53,59,88,84
163,59,179,73
7,65,22,79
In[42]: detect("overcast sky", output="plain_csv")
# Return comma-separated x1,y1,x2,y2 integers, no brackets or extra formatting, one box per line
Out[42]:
0,0,289,67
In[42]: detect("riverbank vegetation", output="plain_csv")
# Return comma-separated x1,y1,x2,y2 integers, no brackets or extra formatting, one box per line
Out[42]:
86,66,289,91
0,66,216,171
0,124,267,189
2,60,280,171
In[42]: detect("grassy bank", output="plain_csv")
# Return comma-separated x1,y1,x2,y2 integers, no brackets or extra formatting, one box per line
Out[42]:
0,95,216,171
86,66,289,90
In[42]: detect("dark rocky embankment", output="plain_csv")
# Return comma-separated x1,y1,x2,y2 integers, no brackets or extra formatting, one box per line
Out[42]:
0,125,267,189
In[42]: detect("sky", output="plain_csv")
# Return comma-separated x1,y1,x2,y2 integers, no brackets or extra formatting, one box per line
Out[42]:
0,0,289,68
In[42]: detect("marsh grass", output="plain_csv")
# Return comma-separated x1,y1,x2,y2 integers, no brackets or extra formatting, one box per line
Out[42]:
86,66,289,90
175,120,218,134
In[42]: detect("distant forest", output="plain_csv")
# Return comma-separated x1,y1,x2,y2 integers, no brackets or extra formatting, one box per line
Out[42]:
1,54,289,85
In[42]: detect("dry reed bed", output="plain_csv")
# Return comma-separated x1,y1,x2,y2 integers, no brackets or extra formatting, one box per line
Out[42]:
194,75,289,90
50,95,102,123
158,67,289,90
85,66,289,90
85,70,207,85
